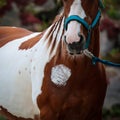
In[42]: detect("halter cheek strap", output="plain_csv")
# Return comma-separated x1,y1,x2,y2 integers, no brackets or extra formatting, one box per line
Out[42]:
64,10,101,49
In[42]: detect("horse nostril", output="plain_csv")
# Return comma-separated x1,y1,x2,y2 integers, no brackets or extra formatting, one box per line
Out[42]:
78,33,84,43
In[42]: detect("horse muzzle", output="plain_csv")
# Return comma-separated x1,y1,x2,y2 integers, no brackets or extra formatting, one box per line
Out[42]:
64,33,85,55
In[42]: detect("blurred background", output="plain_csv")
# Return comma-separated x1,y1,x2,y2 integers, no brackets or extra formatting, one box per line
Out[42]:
0,0,120,120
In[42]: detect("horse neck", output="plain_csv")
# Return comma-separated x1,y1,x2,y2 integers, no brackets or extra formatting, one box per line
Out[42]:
38,14,65,58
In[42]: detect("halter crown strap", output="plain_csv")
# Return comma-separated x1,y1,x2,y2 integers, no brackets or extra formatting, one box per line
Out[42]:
91,10,101,28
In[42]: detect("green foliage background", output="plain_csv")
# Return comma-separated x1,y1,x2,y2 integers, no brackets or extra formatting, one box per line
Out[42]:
0,0,6,8
104,0,120,19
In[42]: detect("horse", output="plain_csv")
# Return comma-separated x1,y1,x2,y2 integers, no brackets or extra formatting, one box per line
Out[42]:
0,0,107,120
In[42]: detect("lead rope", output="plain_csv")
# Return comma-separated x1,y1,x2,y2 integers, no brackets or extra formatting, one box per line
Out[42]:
83,49,120,67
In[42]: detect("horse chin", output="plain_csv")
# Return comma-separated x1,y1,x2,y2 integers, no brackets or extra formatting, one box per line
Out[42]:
65,41,85,56
68,50,83,56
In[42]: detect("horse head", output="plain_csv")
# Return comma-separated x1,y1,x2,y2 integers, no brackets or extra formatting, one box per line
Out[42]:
62,0,102,55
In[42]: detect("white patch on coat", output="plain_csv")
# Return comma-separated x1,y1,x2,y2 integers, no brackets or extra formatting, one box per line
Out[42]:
0,33,40,118
0,17,64,119
65,0,86,44
51,64,71,86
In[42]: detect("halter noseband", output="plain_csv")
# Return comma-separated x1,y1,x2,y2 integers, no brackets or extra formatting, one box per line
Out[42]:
64,0,104,49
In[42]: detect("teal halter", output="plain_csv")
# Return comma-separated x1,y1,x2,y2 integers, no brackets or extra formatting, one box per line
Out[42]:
64,0,120,67
64,10,101,49
64,0,104,49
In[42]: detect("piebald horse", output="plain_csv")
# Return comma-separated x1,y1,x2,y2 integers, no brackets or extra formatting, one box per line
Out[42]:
0,0,107,120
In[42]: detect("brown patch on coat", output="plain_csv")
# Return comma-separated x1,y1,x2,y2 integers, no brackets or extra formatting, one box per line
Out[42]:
19,31,45,50
0,27,32,48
